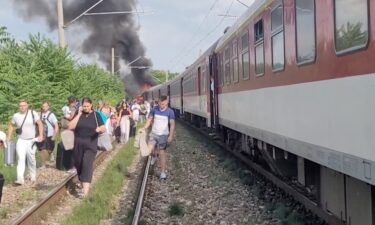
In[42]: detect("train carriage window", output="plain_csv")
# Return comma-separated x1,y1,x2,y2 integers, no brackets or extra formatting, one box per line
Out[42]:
254,20,264,75
271,3,284,71
232,41,239,83
219,53,224,87
224,47,231,84
241,32,250,80
295,0,316,64
335,0,368,53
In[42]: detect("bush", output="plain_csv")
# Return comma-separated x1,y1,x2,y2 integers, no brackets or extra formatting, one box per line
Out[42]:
0,29,125,123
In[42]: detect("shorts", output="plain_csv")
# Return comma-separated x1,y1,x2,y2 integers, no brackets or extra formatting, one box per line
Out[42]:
37,136,55,151
149,134,168,150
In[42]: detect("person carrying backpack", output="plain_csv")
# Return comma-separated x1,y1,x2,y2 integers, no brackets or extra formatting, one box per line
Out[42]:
37,101,59,169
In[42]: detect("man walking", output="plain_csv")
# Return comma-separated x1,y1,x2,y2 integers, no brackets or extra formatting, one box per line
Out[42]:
37,101,59,168
142,95,175,179
8,100,43,185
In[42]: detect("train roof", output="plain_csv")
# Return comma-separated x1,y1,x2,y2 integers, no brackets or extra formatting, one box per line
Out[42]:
216,0,271,51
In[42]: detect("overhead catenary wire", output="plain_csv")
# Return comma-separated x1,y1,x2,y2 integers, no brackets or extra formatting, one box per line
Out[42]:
168,0,221,67
169,0,236,72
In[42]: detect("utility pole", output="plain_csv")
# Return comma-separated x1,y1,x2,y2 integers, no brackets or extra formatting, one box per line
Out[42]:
165,70,169,82
111,47,115,74
57,0,65,48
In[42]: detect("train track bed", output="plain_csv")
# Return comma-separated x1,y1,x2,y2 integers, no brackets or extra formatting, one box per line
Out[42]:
39,144,125,225
0,161,74,224
182,121,328,225
140,123,293,225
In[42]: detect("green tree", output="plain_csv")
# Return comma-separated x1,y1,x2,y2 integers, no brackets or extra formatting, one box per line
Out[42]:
0,29,125,122
150,70,178,84
336,22,368,52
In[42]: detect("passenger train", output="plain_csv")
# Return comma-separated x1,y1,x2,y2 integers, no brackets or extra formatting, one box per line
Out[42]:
144,0,375,224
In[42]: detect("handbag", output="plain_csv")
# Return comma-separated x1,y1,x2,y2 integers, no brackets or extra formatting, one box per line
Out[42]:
94,112,112,151
15,110,28,135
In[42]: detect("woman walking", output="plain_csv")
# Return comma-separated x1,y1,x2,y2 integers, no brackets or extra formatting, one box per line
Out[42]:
68,97,105,197
118,101,132,144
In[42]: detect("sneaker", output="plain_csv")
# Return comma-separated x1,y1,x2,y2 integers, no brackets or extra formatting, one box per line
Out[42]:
14,180,24,185
160,171,167,179
150,156,157,166
49,153,55,162
67,168,76,174
39,165,46,170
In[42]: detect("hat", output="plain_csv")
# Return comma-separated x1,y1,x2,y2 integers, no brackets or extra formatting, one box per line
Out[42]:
0,131,7,148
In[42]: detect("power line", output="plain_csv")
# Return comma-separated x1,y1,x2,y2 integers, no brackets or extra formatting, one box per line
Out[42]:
169,0,235,71
168,0,221,66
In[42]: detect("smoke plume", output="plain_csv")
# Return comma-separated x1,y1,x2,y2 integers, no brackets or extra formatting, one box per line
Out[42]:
12,0,156,97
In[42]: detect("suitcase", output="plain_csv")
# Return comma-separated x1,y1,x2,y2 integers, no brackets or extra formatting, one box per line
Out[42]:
4,141,16,166
56,142,74,170
0,173,4,203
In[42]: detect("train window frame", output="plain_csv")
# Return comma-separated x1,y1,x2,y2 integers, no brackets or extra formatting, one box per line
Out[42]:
334,0,369,55
254,19,265,77
219,52,224,87
295,0,316,66
241,30,250,80
271,2,285,73
224,46,231,85
232,40,239,83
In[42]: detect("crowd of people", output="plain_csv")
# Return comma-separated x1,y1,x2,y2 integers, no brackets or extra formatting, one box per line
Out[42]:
0,96,168,198
0,93,176,200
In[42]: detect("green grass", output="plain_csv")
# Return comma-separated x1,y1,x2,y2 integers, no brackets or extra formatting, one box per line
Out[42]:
62,139,137,225
168,202,184,216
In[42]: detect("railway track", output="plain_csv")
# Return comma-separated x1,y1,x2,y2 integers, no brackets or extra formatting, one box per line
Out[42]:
180,120,343,225
131,155,151,225
9,151,110,225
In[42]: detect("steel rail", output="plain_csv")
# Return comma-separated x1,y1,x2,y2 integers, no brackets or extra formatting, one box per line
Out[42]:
10,151,109,225
180,120,345,225
132,156,151,225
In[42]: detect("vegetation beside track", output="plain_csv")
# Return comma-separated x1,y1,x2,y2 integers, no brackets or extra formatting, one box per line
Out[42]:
62,139,136,225
0,26,125,183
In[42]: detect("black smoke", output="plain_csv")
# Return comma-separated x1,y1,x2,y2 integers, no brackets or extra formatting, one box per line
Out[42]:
12,0,156,97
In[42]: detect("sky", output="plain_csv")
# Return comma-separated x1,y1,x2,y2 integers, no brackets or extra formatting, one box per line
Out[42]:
0,0,253,73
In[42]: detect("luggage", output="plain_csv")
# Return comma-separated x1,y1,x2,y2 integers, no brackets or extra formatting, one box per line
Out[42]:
4,141,16,166
56,142,74,170
130,126,136,137
0,173,3,203
97,133,112,151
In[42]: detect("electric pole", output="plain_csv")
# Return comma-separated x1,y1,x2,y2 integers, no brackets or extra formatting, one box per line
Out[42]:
57,0,65,48
111,47,115,74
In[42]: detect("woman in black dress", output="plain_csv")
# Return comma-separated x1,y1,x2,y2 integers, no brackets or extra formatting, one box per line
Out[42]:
68,97,105,197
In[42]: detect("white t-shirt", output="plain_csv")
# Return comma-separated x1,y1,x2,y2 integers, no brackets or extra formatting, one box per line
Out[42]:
11,110,40,140
41,111,58,137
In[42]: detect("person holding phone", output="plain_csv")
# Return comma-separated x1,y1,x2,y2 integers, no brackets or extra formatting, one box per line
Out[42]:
68,97,105,197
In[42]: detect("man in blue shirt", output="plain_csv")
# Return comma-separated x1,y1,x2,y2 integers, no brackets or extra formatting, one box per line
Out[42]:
142,95,175,179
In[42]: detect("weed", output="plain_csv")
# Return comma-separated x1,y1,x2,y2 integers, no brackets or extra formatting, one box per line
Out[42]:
168,202,184,216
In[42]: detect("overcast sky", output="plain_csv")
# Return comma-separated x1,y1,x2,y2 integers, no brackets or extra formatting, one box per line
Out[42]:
0,0,253,73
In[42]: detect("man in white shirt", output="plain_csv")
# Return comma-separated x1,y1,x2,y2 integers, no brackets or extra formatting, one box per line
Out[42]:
8,100,43,185
38,101,59,168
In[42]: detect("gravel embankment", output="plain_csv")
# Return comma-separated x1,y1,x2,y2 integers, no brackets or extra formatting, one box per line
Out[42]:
140,124,279,225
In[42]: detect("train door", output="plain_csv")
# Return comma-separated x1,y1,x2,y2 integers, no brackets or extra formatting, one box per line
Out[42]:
197,67,201,96
210,54,219,128
180,78,184,114
167,85,171,106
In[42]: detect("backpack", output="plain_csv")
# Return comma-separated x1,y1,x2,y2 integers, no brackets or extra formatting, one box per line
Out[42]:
41,112,54,137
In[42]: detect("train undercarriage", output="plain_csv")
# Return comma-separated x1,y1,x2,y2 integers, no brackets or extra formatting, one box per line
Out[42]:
179,111,374,225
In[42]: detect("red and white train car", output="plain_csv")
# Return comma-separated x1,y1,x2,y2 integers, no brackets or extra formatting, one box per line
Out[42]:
182,43,217,127
169,74,183,116
214,0,375,224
